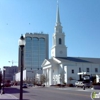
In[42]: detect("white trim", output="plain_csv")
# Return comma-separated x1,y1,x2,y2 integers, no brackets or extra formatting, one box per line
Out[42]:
53,57,61,63
77,72,86,75
41,59,50,67
43,66,52,69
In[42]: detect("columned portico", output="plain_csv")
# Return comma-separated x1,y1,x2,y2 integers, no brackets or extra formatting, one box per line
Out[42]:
43,65,53,86
49,67,53,85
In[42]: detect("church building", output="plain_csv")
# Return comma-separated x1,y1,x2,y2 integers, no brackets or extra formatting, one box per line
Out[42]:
41,3,100,86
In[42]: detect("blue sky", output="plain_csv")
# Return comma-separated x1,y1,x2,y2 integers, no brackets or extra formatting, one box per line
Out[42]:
0,0,100,69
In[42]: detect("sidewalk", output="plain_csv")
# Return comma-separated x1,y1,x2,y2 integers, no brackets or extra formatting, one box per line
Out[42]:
56,87,100,92
0,93,18,100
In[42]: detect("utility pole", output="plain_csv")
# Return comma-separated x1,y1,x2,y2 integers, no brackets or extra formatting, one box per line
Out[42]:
0,69,2,91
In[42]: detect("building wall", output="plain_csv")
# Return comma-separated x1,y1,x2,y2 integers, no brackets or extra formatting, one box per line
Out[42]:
3,66,18,81
15,72,21,81
18,33,49,74
66,62,100,84
15,69,36,82
43,60,100,86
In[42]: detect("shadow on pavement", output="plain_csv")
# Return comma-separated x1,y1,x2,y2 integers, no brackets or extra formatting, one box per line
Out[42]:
0,99,29,100
4,87,29,94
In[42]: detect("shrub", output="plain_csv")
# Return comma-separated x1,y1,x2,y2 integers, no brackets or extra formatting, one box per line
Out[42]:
56,84,66,87
66,83,74,87
93,83,100,85
63,82,66,85
56,84,61,87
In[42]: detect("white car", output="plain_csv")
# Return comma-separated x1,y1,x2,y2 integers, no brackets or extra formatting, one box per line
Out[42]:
75,81,91,88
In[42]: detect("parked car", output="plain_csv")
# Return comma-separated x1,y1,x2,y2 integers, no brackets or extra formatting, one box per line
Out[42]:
75,81,91,88
4,83,11,87
22,83,28,88
1,83,4,87
28,84,33,87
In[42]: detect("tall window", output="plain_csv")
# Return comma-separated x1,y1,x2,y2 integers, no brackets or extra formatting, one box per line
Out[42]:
59,38,62,44
39,38,46,69
32,37,39,69
86,68,89,72
24,37,32,68
79,68,81,72
95,68,98,72
72,69,74,74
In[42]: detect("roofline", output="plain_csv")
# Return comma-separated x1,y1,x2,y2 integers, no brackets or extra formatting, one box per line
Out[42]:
53,57,61,63
41,59,50,67
68,56,100,59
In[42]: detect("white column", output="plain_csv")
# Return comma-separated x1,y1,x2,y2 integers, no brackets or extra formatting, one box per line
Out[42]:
49,67,53,85
47,69,49,85
64,66,67,83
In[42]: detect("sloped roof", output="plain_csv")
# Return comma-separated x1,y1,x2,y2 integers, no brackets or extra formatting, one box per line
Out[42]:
55,57,100,64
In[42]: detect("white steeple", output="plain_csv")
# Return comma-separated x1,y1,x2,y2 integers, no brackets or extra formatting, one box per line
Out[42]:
51,1,67,58
56,1,61,26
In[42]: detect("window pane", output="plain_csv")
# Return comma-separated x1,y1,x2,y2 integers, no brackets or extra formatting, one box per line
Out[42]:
87,68,89,72
95,68,98,72
72,69,74,74
79,68,81,72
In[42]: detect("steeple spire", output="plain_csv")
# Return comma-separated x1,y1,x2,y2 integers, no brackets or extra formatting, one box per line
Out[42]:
56,0,61,26
51,0,67,57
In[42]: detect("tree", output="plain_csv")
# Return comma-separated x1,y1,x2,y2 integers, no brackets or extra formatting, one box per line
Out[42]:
0,73,2,83
40,74,48,85
68,77,74,83
0,73,2,89
7,80,11,83
60,72,65,84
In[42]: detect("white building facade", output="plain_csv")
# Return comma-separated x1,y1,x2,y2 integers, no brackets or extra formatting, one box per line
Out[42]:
15,69,38,82
42,57,100,86
42,3,100,86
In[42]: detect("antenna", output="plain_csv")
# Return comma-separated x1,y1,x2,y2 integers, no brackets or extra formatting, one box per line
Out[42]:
57,0,59,5
8,60,17,66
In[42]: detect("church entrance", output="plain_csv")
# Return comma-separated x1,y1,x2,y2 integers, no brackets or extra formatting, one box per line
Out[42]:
79,75,82,81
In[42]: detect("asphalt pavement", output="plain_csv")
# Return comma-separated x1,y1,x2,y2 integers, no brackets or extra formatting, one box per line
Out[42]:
0,86,99,100
13,86,96,100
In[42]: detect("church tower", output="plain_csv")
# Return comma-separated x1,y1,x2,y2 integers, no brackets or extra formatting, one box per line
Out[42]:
51,2,67,57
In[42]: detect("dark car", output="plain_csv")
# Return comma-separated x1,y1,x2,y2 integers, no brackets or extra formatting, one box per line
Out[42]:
22,83,28,88
4,83,11,87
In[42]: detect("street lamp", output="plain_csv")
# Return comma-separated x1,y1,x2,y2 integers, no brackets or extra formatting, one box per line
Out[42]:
2,67,6,94
18,34,25,100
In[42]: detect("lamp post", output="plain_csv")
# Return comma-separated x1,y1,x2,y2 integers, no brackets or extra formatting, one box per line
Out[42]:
0,70,2,91
2,67,6,94
18,34,25,100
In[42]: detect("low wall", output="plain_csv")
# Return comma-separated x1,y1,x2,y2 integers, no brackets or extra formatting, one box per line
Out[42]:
93,85,100,89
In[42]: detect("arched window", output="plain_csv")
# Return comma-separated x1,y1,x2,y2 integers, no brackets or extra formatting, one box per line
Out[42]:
59,38,62,44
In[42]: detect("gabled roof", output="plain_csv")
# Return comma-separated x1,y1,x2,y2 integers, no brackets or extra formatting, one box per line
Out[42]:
42,57,100,67
56,57,100,64
41,59,54,67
